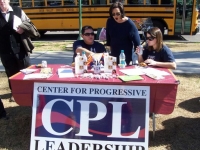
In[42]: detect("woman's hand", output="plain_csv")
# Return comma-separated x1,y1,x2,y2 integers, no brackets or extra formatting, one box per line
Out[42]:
144,59,157,66
135,46,143,55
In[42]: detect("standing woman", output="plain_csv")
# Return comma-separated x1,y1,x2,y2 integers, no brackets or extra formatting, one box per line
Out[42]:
106,2,140,65
135,27,176,69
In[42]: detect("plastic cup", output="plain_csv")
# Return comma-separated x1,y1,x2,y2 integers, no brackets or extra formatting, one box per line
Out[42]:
138,45,143,55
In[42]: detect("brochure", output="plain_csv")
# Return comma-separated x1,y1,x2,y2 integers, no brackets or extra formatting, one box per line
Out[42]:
13,15,22,31
23,73,52,80
58,68,74,78
118,75,143,82
20,69,38,74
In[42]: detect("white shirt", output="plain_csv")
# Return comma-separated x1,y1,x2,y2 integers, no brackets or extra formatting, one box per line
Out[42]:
1,6,30,22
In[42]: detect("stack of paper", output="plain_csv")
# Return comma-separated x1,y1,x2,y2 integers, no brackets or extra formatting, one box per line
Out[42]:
119,68,145,76
40,68,53,74
13,15,22,31
20,69,38,74
142,68,170,76
145,73,164,80
142,68,170,80
23,73,52,80
58,68,74,78
118,75,143,82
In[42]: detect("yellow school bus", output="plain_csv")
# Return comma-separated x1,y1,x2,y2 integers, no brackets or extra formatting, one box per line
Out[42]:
10,0,199,35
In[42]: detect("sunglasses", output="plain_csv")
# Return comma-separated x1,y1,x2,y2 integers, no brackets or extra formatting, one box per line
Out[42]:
83,32,95,36
146,36,155,41
112,12,121,16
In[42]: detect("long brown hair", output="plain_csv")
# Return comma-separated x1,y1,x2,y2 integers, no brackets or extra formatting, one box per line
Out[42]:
147,27,163,52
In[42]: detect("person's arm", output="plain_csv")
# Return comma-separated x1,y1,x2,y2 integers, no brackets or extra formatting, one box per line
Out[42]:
135,46,144,63
145,59,176,69
16,10,30,34
145,45,177,69
76,47,94,57
73,41,95,62
156,61,176,69
129,20,140,51
106,18,111,46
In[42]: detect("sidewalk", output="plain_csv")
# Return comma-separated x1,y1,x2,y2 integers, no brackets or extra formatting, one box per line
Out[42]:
0,50,200,74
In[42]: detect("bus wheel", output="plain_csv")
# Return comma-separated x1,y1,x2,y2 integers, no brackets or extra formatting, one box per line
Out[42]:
39,31,47,36
153,21,164,35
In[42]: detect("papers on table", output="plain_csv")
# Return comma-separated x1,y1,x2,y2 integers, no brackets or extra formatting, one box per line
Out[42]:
40,68,53,74
23,73,52,80
119,68,145,76
13,15,22,31
119,67,170,80
20,68,38,74
142,68,170,76
145,73,164,80
58,68,74,78
118,75,143,82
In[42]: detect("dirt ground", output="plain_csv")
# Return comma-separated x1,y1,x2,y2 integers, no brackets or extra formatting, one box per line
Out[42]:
0,42,200,150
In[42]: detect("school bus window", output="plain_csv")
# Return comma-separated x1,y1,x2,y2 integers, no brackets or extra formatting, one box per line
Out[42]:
22,0,32,7
110,0,125,4
77,0,89,5
138,0,144,4
35,0,45,6
128,0,144,4
161,0,173,4
64,0,75,5
143,0,150,4
10,0,20,6
92,0,106,5
47,0,62,6
150,0,158,4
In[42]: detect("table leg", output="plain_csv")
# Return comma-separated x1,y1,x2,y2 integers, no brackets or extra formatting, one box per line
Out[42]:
152,112,156,139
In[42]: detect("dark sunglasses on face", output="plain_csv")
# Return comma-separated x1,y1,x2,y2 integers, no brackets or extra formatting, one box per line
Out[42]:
112,12,121,16
83,32,95,36
146,36,155,41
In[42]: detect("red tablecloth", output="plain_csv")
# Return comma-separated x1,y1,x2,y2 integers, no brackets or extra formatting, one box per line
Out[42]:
9,64,178,114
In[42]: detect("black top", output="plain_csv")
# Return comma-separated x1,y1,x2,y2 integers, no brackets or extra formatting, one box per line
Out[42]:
142,45,175,62
0,6,26,57
72,40,106,62
106,17,140,64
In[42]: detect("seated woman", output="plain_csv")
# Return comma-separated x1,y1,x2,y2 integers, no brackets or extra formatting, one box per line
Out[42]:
135,27,176,69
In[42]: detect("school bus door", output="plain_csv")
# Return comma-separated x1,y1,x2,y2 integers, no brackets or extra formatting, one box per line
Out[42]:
175,0,193,34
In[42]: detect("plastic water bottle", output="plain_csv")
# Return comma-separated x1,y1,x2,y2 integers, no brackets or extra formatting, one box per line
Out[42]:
75,53,81,74
132,46,137,65
119,50,126,68
104,52,109,72
82,51,87,72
